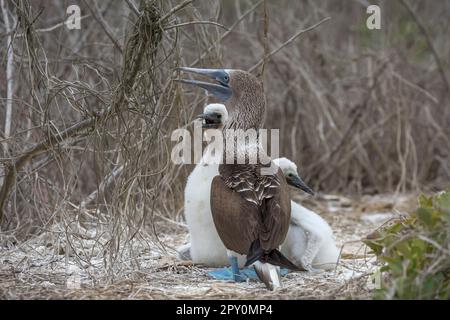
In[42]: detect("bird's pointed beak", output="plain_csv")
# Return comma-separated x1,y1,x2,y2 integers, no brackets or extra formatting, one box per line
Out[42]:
175,67,232,101
178,67,223,78
196,112,222,129
288,174,315,196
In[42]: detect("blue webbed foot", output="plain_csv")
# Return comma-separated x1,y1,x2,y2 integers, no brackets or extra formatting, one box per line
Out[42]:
230,256,246,282
207,259,290,281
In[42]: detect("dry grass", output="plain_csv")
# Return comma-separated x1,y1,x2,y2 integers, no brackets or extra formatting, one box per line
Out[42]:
0,193,418,299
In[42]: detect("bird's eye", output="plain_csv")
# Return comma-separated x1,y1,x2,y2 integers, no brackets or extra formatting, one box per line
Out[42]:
217,114,222,118
288,173,293,177
224,75,229,82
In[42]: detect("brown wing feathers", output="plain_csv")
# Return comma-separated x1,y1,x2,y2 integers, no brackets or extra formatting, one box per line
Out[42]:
210,175,259,254
211,165,302,270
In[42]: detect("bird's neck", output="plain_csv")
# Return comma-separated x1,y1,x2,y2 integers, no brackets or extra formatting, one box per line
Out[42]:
220,92,267,165
225,91,266,131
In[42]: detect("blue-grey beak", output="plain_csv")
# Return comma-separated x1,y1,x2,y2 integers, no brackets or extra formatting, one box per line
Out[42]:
175,67,232,101
288,174,315,196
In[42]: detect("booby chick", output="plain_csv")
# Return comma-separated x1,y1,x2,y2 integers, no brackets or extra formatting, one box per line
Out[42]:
179,103,235,267
177,67,303,290
274,158,340,271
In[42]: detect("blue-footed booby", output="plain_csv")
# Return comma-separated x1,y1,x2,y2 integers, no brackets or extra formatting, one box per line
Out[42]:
177,67,302,290
178,106,338,273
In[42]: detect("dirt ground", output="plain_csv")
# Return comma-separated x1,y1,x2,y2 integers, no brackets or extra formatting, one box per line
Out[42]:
0,193,418,300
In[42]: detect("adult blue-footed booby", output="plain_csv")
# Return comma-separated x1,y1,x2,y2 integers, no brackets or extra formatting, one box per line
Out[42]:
177,67,301,290
178,106,338,273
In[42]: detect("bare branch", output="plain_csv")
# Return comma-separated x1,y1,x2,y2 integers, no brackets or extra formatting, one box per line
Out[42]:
3,15,91,38
80,165,124,208
0,1,164,224
189,0,265,67
84,0,123,54
164,21,229,31
125,0,140,16
160,0,193,22
248,16,331,73
1,0,15,153
400,0,450,94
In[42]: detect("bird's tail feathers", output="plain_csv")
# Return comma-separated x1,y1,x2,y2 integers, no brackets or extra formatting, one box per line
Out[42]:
245,239,307,271
253,261,281,291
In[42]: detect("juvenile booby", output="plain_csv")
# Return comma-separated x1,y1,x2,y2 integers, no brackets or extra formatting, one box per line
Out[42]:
178,107,338,272
177,67,301,290
274,158,340,271
180,103,233,267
